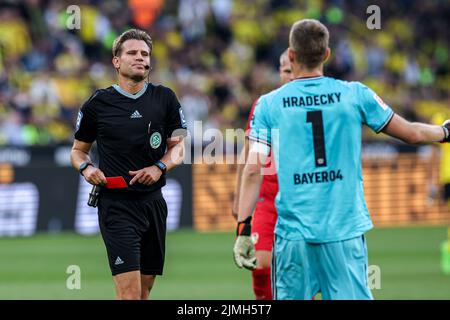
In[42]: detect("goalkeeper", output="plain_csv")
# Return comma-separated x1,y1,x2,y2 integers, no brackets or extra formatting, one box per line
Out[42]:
233,18,450,300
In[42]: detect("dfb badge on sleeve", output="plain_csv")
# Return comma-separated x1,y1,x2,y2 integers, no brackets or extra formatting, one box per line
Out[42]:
179,108,187,129
76,111,83,132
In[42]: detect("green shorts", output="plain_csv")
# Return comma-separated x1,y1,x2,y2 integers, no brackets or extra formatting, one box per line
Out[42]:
273,234,373,300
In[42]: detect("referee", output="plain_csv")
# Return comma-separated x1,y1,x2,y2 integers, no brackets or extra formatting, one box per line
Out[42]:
70,29,186,300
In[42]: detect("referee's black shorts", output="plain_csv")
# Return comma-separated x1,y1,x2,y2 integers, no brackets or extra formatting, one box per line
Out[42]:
97,190,168,276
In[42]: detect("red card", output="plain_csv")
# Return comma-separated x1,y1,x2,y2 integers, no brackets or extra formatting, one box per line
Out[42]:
105,176,128,189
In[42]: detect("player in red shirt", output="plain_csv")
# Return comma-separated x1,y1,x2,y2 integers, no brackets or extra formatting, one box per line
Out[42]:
232,50,293,300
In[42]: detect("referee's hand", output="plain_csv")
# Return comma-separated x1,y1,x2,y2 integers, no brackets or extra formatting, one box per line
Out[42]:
129,166,162,186
83,166,107,186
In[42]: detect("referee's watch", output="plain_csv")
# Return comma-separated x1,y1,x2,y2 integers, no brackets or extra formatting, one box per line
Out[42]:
79,162,93,176
154,160,167,174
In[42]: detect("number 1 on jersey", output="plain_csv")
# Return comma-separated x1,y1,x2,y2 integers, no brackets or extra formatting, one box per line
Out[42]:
306,111,327,167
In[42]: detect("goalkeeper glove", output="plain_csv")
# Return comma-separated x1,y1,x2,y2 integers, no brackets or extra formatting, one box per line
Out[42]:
442,120,450,143
233,215,256,270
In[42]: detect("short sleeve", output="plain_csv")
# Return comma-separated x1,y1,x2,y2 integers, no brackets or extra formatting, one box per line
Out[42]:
356,83,394,133
165,89,188,137
74,95,97,143
249,96,272,146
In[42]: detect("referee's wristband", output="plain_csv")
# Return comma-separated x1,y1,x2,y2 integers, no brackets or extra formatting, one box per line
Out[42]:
79,162,93,176
236,215,252,236
154,160,167,174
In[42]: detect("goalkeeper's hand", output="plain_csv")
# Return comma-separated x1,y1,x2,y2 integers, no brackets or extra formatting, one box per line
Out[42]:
233,216,256,270
442,120,450,143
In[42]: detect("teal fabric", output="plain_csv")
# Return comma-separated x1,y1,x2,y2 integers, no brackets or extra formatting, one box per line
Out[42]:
273,234,373,300
249,76,394,242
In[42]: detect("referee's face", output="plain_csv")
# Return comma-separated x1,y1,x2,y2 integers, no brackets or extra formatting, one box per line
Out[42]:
116,39,151,82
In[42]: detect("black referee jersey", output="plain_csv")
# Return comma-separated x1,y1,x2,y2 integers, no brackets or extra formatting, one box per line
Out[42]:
74,82,187,194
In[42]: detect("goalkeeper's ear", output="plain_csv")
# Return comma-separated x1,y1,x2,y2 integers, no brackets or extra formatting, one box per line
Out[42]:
323,47,331,64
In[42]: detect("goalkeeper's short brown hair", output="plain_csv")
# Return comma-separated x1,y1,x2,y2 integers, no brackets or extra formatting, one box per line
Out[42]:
289,19,329,69
112,29,153,57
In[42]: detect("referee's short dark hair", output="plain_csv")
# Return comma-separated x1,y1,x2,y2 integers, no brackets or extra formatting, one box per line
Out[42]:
112,29,153,57
289,19,329,69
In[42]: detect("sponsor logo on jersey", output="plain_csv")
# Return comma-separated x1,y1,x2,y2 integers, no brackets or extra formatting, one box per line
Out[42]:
130,110,143,118
373,93,388,110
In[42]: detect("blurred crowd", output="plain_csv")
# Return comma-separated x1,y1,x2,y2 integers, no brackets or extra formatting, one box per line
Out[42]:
0,0,448,146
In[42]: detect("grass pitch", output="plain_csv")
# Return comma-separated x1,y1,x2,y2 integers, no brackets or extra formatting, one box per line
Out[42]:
0,225,449,299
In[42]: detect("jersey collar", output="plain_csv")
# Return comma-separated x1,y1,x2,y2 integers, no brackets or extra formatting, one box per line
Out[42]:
294,76,324,81
113,82,148,99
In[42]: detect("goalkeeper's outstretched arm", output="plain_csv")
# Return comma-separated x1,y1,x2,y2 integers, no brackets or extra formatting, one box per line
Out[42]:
382,114,450,144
